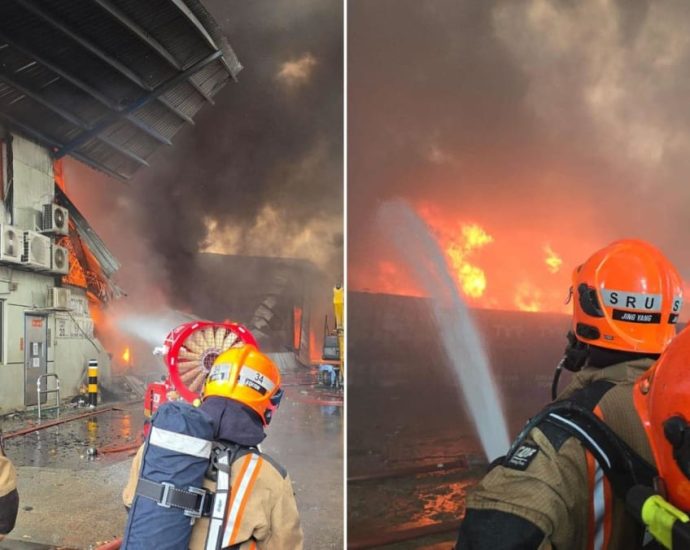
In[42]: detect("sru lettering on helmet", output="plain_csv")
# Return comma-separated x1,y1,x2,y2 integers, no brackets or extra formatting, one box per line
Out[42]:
601,289,662,312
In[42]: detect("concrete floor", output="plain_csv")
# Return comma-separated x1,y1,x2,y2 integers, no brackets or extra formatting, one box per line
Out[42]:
2,367,343,549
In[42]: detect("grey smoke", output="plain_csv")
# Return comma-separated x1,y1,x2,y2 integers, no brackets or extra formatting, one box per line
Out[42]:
350,0,690,289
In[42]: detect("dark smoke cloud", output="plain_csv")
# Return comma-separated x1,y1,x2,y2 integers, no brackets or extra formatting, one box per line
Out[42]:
350,0,690,291
69,0,342,311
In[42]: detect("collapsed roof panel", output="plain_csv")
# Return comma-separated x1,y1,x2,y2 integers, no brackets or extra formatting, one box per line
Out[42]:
0,0,240,180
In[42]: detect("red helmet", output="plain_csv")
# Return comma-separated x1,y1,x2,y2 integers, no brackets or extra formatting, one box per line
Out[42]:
571,239,682,353
635,328,690,510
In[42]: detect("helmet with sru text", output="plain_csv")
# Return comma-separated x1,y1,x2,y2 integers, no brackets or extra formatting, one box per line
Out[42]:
571,239,683,354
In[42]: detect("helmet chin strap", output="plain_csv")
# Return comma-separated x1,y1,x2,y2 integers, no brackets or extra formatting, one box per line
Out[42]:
551,331,590,400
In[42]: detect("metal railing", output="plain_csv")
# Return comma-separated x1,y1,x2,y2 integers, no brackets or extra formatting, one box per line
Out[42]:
37,373,60,421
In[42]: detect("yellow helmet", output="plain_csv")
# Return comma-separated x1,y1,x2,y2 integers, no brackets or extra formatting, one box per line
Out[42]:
203,345,283,425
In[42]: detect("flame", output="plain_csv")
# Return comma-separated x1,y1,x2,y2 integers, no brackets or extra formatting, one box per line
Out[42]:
515,282,542,312
544,245,563,274
122,347,131,364
445,224,494,299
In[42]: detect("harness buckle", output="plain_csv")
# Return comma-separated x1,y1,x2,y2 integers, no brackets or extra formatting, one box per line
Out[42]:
159,481,174,508
184,485,211,519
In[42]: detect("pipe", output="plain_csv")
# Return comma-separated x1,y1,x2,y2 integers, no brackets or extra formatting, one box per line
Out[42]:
98,441,141,455
348,521,461,549
94,538,122,550
348,458,477,483
2,406,118,440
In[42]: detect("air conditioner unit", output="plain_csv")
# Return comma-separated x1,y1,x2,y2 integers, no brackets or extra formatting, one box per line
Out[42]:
41,204,69,236
21,231,51,270
0,224,22,264
51,244,70,275
48,287,71,309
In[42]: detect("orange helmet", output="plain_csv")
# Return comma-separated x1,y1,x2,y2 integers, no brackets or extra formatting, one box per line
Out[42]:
571,239,683,353
202,345,284,425
634,328,690,510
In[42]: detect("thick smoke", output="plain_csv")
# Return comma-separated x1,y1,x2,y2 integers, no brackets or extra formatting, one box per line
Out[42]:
69,0,342,313
131,0,343,305
350,0,690,300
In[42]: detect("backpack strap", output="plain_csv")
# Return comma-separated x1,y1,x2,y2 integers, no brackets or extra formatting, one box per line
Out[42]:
205,443,262,550
505,396,657,500
135,478,213,519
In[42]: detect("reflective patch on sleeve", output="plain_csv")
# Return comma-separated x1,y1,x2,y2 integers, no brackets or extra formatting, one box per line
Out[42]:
504,443,539,471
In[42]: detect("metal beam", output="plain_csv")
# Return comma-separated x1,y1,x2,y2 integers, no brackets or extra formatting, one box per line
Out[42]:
92,0,216,106
0,112,133,182
10,0,197,123
11,0,153,92
91,0,182,70
0,32,172,146
55,50,222,158
0,70,155,167
97,136,149,167
0,72,89,130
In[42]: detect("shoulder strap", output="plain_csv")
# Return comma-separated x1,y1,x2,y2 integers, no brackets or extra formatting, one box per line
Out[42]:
507,398,657,500
204,443,261,550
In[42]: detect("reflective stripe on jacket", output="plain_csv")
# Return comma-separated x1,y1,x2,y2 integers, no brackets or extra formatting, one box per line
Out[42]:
123,444,304,550
462,358,655,550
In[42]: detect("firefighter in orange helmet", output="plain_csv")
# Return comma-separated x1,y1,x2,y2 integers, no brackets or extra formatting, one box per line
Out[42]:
457,239,684,549
634,327,690,515
124,345,304,549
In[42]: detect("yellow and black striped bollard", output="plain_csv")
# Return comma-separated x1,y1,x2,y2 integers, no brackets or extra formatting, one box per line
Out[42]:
88,359,98,408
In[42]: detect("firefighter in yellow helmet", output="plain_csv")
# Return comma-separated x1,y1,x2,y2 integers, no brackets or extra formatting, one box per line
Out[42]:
124,345,303,549
456,239,684,549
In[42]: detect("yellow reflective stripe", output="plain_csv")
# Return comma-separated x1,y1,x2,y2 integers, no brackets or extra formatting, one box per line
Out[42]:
88,384,98,392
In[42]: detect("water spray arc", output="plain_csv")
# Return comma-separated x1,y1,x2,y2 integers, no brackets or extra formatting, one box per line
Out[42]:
378,200,510,461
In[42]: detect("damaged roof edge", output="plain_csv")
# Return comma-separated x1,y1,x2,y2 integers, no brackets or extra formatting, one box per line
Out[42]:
55,186,120,278
175,0,243,78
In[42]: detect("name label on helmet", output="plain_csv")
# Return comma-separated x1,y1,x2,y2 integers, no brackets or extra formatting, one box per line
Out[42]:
238,366,275,396
601,289,662,312
611,310,661,324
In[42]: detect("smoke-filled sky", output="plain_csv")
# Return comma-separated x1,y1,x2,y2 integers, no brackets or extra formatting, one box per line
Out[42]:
65,0,342,311
350,0,690,312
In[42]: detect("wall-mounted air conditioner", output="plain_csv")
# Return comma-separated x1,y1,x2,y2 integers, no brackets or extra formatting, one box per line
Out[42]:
48,287,71,309
51,244,70,275
41,204,69,236
0,224,22,264
21,231,51,270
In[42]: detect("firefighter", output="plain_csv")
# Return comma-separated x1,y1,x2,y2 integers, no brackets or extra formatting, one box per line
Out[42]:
630,327,690,548
456,239,684,549
0,442,18,539
123,345,303,549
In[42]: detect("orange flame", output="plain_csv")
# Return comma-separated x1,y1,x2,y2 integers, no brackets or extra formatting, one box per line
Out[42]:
544,245,563,274
122,347,131,364
445,224,493,299
515,282,542,312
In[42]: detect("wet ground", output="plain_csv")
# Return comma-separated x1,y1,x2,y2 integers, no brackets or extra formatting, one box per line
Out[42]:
2,365,343,549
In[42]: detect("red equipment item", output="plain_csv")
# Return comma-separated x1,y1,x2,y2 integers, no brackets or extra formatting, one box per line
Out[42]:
144,321,258,417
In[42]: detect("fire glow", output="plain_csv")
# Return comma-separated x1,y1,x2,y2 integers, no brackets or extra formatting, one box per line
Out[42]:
356,205,575,314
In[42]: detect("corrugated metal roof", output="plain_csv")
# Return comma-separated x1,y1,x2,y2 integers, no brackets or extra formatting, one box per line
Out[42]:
0,0,240,180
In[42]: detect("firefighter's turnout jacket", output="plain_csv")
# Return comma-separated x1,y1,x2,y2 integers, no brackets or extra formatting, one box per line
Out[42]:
123,444,304,550
458,358,656,550
0,445,18,535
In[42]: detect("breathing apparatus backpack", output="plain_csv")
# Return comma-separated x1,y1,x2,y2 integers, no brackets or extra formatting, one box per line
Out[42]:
504,385,690,549
121,401,260,550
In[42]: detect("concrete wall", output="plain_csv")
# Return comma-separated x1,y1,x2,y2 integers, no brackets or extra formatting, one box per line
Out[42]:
0,268,110,412
0,132,111,412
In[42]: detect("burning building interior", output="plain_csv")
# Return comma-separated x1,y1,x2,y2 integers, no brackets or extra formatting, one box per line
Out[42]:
349,1,690,547
0,0,343,547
